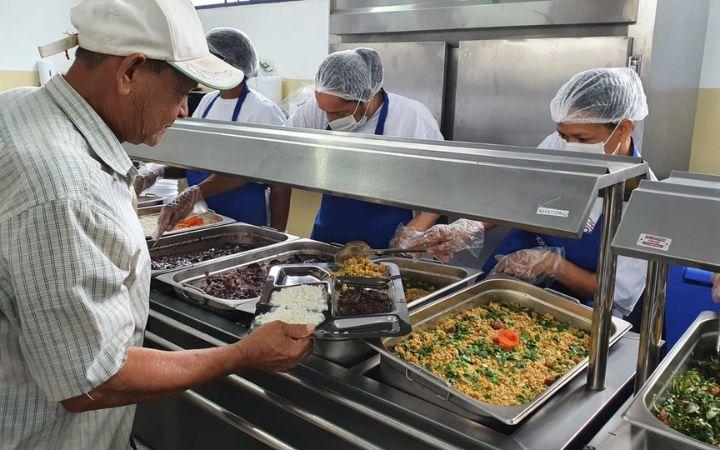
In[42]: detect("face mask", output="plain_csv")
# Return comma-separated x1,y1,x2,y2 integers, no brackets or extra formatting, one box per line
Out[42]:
328,101,367,132
563,123,622,155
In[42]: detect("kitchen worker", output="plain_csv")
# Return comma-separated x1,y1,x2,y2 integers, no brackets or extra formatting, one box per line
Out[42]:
0,1,312,448
398,68,651,318
134,28,291,234
285,48,443,248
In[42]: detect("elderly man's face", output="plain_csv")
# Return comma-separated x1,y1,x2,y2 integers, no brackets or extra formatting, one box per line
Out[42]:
122,63,197,146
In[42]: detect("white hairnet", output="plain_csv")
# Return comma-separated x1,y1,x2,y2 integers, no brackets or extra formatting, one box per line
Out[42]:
315,50,373,102
206,28,259,79
355,48,384,95
550,68,648,124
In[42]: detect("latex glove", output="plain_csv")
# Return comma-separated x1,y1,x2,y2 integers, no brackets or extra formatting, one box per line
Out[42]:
156,186,204,237
390,224,424,249
132,163,165,195
491,247,565,286
713,274,720,303
399,219,485,263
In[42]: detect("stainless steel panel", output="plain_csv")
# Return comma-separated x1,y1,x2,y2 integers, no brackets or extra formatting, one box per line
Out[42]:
369,277,632,426
612,172,720,271
453,37,632,148
125,120,648,238
624,311,719,450
639,0,711,178
330,42,447,126
149,223,298,276
330,0,638,35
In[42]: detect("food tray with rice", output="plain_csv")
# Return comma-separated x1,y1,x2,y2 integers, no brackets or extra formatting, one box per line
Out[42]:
251,260,411,340
148,223,297,276
625,312,720,450
367,276,631,426
155,240,338,320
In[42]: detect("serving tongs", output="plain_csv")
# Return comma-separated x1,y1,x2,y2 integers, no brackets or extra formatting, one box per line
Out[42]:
334,241,427,265
716,316,720,355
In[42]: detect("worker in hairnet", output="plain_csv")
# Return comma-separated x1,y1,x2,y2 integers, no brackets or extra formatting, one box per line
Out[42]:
397,68,652,318
137,28,291,235
286,48,443,248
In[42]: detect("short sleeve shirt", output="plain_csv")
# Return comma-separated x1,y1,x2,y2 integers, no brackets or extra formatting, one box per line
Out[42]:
0,75,150,449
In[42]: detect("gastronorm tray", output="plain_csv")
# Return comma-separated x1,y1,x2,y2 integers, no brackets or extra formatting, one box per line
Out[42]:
367,276,632,427
149,223,298,276
138,206,235,239
624,311,719,450
155,240,338,318
374,257,480,309
254,263,411,340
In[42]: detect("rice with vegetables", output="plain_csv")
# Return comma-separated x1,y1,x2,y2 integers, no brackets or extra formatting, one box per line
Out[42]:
335,256,389,278
393,302,590,406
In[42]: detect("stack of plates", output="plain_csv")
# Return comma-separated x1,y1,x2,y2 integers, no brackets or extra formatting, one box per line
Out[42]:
142,179,178,200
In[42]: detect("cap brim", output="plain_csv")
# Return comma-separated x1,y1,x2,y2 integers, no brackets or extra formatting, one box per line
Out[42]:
168,54,244,91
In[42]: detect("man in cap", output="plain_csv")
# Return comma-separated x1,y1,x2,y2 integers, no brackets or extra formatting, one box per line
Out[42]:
0,1,312,448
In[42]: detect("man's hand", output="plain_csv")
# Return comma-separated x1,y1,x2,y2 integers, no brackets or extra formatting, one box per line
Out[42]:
133,163,165,195
397,219,485,263
156,185,204,237
713,274,720,303
491,247,565,286
237,322,314,372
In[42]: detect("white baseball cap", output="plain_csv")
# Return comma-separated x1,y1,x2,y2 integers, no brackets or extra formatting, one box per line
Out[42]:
38,0,244,90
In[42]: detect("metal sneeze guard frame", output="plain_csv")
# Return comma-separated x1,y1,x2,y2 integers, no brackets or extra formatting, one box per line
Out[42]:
125,119,649,389
612,171,720,391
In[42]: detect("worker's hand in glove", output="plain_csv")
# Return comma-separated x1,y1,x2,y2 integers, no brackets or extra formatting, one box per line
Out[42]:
132,163,165,196
398,219,485,263
156,186,204,237
713,274,720,303
389,225,425,256
491,247,565,286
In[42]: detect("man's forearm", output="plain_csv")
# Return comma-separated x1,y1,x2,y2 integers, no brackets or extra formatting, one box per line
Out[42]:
199,174,250,199
163,166,186,179
269,186,291,231
61,345,247,413
557,261,598,301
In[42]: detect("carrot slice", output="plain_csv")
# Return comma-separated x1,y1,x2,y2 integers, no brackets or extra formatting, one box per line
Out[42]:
495,329,520,350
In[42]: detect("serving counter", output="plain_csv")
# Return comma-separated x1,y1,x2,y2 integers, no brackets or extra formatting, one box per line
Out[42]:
134,287,639,450
126,120,652,448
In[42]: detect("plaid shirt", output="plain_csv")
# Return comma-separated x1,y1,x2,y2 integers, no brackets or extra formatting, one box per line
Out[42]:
0,75,150,449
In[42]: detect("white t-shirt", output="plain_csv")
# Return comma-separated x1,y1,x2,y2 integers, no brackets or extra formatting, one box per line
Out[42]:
192,89,286,126
286,91,444,141
538,131,657,317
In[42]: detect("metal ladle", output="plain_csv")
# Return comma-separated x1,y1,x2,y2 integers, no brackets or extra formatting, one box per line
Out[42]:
334,241,427,265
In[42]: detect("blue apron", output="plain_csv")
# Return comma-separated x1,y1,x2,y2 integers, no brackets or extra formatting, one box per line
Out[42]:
187,84,269,226
311,90,413,248
481,145,640,302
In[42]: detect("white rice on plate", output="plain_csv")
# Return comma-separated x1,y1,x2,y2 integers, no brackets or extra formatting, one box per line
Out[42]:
255,308,325,326
269,285,328,311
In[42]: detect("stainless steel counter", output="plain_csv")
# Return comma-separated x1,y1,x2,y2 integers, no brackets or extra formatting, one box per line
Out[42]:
134,287,639,450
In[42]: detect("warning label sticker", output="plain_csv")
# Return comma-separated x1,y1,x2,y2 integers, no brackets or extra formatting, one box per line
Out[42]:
637,233,672,251
536,207,570,218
